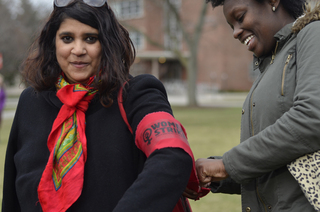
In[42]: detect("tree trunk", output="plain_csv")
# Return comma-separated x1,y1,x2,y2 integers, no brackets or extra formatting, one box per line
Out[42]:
187,52,198,107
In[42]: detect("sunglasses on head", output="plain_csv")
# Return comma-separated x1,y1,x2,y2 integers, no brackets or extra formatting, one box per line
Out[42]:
54,0,108,7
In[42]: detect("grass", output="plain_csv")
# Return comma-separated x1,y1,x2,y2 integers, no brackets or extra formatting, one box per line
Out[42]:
0,117,13,211
172,106,241,211
0,106,242,211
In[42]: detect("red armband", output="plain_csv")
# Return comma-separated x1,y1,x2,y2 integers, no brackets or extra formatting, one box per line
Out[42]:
135,112,210,197
135,111,190,157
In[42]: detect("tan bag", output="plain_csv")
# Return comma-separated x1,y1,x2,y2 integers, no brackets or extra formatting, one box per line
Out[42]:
287,150,320,211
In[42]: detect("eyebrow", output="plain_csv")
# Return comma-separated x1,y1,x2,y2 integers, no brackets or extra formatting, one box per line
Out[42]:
225,5,244,29
58,32,99,37
84,33,99,37
230,5,243,14
58,32,72,37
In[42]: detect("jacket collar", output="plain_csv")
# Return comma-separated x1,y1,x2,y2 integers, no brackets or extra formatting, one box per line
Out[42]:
40,88,63,109
292,2,320,34
253,23,294,73
274,23,294,41
253,2,320,73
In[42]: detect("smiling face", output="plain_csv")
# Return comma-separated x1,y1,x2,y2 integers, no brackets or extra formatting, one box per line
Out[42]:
223,0,284,58
55,18,102,84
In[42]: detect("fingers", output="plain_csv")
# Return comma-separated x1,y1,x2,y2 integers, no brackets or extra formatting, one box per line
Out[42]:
185,158,229,201
195,158,229,185
183,187,206,200
198,175,212,185
196,158,213,183
199,180,211,188
183,187,200,200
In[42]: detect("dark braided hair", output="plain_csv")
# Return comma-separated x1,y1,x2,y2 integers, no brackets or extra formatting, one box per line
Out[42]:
206,0,306,19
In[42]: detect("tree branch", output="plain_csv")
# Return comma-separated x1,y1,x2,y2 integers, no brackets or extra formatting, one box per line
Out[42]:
165,0,192,45
193,0,208,51
120,21,164,49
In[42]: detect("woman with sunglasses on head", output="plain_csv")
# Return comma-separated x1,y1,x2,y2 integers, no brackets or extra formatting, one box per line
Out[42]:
191,0,320,211
1,0,208,211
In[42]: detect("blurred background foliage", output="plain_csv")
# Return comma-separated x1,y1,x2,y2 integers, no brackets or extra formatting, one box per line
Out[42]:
0,0,51,85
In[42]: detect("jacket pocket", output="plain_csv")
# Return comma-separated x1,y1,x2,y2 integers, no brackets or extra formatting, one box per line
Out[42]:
281,54,293,96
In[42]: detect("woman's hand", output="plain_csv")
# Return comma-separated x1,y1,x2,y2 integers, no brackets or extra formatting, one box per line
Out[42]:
195,158,229,187
182,187,202,200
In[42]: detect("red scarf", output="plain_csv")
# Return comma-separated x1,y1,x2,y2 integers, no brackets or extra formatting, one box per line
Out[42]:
38,75,97,212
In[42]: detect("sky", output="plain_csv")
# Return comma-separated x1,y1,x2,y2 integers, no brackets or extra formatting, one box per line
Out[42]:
30,0,53,9
3,0,53,16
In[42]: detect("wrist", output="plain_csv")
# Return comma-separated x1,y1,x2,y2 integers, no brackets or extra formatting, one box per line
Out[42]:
218,159,229,179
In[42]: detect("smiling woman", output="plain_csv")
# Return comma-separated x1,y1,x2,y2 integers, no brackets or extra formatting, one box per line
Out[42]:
194,0,320,211
223,0,296,58
1,0,208,211
55,18,102,84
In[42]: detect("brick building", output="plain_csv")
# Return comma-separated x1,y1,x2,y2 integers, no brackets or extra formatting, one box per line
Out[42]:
109,0,255,92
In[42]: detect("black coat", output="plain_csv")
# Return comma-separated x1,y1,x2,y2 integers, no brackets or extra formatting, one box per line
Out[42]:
2,74,192,212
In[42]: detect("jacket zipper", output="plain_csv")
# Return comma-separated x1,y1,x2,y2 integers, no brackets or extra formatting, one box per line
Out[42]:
251,93,267,211
256,186,268,212
281,54,293,96
250,42,279,210
251,41,280,134
250,89,255,136
250,67,271,211
270,41,279,64
249,69,267,136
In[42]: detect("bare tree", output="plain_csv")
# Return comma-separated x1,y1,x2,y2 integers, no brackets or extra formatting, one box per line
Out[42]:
0,0,18,84
118,0,209,107
0,0,46,85
166,0,208,107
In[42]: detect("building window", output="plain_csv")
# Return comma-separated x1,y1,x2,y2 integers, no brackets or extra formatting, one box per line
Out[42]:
130,31,144,50
164,0,182,50
111,0,143,20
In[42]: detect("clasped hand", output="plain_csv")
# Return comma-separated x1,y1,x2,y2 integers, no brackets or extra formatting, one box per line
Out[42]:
183,158,229,200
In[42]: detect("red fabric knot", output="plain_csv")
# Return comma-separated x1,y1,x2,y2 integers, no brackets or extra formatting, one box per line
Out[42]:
57,84,90,108
38,75,97,212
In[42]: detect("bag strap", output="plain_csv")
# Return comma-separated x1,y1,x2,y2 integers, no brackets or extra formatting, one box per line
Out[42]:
117,82,133,134
117,81,206,212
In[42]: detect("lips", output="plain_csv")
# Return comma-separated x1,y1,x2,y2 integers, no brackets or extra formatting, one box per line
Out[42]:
71,61,89,68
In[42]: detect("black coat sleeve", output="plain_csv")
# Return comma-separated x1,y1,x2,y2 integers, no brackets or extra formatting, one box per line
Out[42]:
113,74,193,212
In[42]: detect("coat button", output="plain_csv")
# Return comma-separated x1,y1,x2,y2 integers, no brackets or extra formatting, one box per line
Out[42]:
255,61,259,66
253,102,255,107
242,109,245,114
246,207,251,212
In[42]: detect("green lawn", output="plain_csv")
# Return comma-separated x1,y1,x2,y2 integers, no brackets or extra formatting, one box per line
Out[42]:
0,107,242,211
0,117,13,211
172,106,241,211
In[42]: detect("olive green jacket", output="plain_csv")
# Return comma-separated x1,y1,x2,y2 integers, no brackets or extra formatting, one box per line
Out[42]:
216,5,320,212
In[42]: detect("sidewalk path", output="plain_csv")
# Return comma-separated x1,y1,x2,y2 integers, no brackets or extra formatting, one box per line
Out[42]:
168,93,246,108
3,92,247,120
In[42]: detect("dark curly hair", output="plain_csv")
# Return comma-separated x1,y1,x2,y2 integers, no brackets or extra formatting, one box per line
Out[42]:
206,0,306,19
21,0,135,107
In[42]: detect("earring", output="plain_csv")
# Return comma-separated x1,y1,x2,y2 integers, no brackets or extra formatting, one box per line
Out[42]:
272,6,276,12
